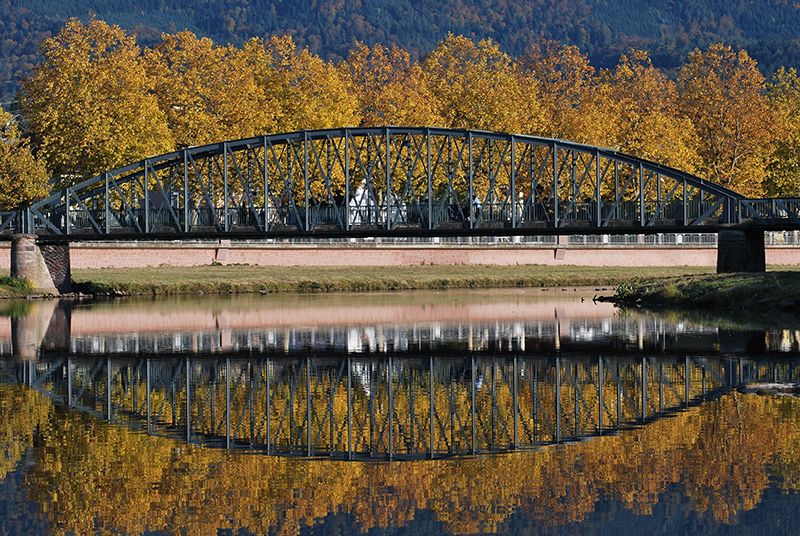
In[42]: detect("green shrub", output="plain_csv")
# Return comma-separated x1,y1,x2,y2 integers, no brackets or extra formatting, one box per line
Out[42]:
0,276,33,292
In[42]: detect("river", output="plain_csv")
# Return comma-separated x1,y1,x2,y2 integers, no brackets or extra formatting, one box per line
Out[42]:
1,289,799,535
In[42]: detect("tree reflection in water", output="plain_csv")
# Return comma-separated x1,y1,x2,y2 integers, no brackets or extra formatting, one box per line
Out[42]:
0,291,799,534
0,369,798,534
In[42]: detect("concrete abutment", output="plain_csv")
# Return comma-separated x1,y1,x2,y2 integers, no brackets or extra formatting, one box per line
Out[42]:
716,230,766,273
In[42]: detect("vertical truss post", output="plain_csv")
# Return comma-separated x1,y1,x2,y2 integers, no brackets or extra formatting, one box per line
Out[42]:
143,160,149,233
683,180,688,227
598,357,604,434
226,358,231,449
596,150,601,227
553,143,559,227
67,358,72,406
107,357,112,420
533,364,539,443
250,375,255,449
616,363,622,426
573,364,578,436
471,356,477,454
263,135,270,231
427,129,432,230
657,173,662,219
147,359,151,433
345,130,351,231
183,150,189,233
369,362,375,457
639,163,645,227
556,357,561,442
224,142,229,232
104,173,110,234
614,161,619,220
304,132,310,231
386,127,391,230
212,369,217,436
266,358,271,455
388,356,394,460
641,357,647,421
702,363,707,397
469,132,474,230
186,356,191,443
307,357,312,457
571,151,577,221
511,137,517,228
513,356,519,449
429,357,435,459
347,357,352,460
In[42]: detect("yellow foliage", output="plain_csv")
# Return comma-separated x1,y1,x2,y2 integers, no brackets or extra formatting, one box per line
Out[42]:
0,110,49,208
20,18,173,188
677,44,779,196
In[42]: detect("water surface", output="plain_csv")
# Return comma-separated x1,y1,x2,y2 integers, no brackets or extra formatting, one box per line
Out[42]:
1,290,799,535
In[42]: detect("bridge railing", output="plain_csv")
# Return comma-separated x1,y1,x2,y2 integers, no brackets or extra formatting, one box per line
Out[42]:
739,199,800,226
17,197,800,238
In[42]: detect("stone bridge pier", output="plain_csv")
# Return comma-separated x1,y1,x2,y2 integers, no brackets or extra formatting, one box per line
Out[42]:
10,234,72,294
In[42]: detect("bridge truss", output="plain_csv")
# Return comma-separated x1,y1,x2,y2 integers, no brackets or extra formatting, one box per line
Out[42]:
5,127,797,239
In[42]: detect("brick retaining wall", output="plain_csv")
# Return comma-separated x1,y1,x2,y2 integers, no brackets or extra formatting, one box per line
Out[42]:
0,241,798,270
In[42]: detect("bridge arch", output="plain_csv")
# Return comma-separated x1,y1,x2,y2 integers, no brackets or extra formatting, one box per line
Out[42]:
8,126,781,239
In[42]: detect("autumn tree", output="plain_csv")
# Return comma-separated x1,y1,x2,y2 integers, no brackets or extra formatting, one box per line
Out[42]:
144,31,268,148
343,42,442,127
594,50,700,173
422,34,540,134
517,40,595,141
766,67,800,196
677,44,778,196
0,109,49,208
20,18,172,189
244,35,359,133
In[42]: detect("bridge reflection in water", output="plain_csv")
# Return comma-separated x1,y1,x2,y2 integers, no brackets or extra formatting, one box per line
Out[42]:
7,354,799,460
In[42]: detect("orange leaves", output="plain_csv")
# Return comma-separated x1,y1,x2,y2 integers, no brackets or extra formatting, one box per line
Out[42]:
677,44,778,196
145,32,268,147
16,18,799,198
21,19,173,188
0,109,49,208
344,42,441,127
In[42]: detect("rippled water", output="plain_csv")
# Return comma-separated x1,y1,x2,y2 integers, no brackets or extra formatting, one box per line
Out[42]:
1,289,799,535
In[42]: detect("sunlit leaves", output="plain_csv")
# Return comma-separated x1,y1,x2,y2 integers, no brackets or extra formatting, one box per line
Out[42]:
343,42,442,127
247,35,359,133
144,31,268,147
517,40,594,141
677,44,778,196
0,109,49,208
422,34,539,135
596,50,700,173
766,68,800,196
20,19,173,189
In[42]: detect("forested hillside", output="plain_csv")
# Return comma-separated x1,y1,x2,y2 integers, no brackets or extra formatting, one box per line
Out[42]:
3,0,800,103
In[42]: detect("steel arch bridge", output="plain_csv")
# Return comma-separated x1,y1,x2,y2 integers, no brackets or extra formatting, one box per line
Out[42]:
3,127,799,240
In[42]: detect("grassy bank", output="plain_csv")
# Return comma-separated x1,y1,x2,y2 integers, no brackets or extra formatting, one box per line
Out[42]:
56,264,716,296
615,271,800,317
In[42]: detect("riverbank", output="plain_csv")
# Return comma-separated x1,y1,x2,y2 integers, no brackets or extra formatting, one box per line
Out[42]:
614,271,800,318
0,264,715,298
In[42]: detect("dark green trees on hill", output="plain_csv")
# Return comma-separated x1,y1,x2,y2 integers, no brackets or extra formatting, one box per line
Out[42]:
4,0,800,104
